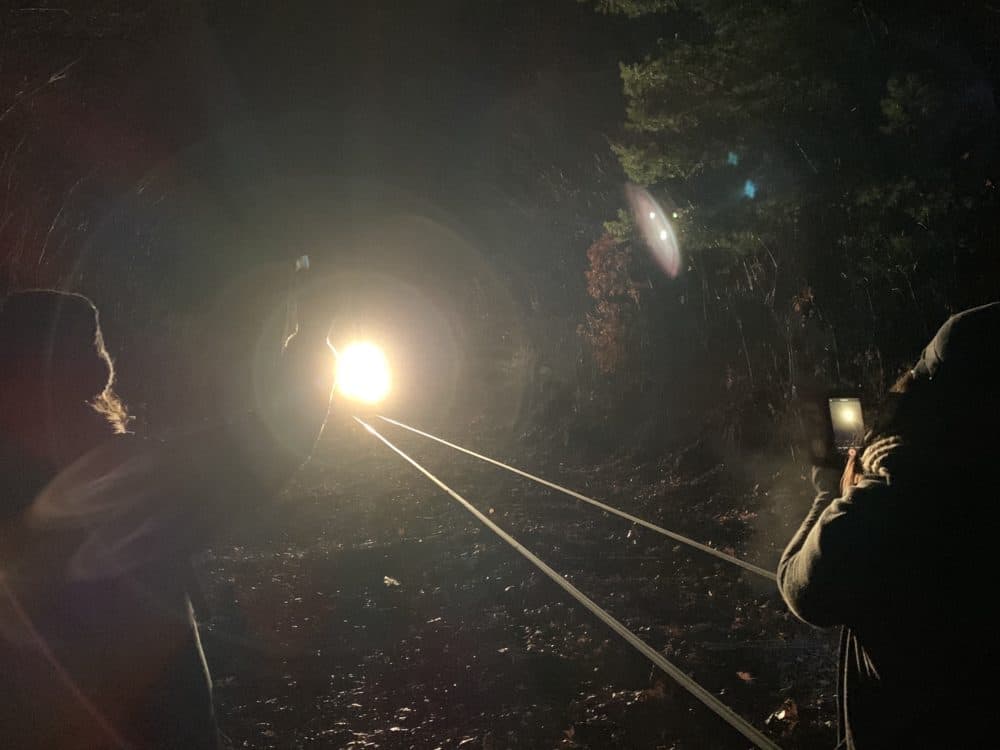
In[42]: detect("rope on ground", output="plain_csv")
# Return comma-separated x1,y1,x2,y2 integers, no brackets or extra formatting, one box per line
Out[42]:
355,417,782,750
377,416,777,583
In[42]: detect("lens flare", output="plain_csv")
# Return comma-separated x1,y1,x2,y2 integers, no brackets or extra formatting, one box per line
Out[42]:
624,183,681,278
335,341,391,404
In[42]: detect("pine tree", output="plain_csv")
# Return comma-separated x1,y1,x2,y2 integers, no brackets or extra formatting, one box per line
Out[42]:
588,0,1000,399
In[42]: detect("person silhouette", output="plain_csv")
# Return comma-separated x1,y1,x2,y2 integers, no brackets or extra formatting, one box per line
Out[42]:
779,302,1000,749
0,288,334,749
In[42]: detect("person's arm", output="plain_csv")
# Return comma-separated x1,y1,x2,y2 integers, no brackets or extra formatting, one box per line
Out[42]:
777,472,896,628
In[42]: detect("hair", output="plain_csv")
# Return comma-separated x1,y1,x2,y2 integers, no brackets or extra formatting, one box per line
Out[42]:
865,366,929,435
0,289,131,435
868,359,998,463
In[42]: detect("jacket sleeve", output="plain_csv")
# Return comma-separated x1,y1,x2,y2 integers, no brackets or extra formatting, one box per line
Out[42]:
777,477,896,628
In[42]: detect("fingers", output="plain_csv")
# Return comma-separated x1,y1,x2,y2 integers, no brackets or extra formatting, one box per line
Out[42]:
840,448,861,494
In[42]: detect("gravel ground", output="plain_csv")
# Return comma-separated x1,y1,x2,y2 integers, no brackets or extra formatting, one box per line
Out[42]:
196,420,838,749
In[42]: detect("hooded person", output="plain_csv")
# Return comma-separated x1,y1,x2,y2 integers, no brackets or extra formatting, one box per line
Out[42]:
778,302,1000,749
0,288,334,749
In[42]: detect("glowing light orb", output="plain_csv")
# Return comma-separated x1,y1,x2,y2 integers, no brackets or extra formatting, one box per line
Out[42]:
743,180,757,199
727,151,740,166
624,183,681,278
335,341,391,404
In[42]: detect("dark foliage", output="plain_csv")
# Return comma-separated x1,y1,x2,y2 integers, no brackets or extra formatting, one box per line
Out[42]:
582,0,1000,450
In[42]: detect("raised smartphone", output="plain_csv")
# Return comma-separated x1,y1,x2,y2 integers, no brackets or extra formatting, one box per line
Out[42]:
829,397,865,454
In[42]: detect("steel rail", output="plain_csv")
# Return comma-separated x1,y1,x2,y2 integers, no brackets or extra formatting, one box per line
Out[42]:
377,416,776,582
356,417,782,750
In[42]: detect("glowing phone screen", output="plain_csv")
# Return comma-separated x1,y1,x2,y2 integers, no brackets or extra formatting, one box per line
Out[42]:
829,397,864,453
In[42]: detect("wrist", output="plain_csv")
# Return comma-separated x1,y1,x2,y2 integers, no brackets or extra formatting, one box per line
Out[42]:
810,465,842,496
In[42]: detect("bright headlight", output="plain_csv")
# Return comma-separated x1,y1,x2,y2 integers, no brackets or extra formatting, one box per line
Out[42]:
335,341,391,404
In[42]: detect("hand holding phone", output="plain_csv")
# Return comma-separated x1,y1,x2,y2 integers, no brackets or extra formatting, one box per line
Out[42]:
840,447,863,493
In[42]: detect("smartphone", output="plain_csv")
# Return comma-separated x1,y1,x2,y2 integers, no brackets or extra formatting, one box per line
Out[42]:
828,397,865,454
799,389,864,466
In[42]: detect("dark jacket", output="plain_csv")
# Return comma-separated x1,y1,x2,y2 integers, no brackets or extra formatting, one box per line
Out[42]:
778,303,1000,749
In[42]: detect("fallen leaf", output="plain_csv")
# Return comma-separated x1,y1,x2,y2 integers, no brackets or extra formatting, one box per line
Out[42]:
766,698,800,734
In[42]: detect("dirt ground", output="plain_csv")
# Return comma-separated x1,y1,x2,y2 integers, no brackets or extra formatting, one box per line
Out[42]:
196,419,838,749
